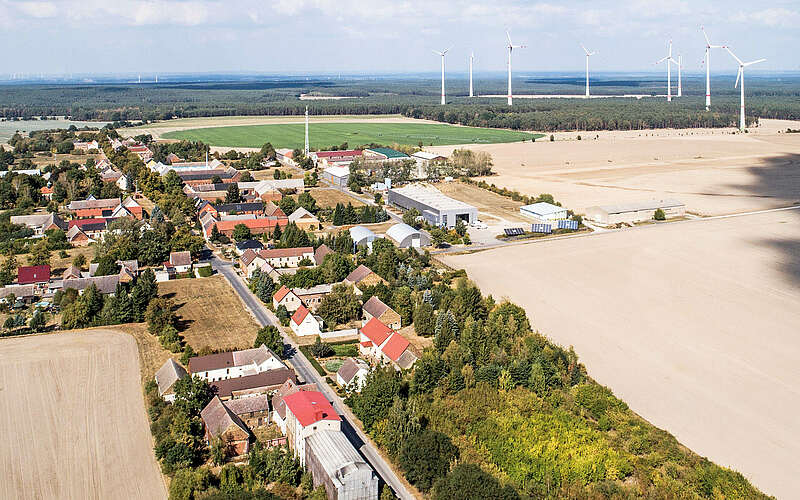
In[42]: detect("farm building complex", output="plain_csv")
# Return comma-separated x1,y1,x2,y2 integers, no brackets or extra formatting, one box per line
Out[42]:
585,199,686,225
388,184,477,229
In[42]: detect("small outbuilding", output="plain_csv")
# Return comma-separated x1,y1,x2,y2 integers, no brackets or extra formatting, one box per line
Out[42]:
385,223,430,248
155,358,187,402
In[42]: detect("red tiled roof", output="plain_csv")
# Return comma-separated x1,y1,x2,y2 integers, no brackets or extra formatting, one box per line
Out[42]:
291,305,310,325
273,285,291,303
381,333,410,362
314,150,362,158
360,341,373,348
283,390,340,427
68,218,109,229
360,317,392,347
18,265,51,284
259,247,313,259
40,186,53,194
214,218,287,232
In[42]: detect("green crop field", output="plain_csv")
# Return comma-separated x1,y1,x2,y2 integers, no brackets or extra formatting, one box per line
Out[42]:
162,122,543,149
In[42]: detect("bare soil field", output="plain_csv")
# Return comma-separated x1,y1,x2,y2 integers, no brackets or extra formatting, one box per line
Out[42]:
308,187,366,208
441,208,800,499
432,181,530,225
428,119,800,216
158,275,260,352
0,330,166,499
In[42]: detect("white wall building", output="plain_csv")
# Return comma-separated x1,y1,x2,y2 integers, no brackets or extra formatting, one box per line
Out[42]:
188,345,285,382
520,202,568,222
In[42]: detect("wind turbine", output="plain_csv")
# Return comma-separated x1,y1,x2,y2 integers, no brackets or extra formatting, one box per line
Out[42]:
673,54,682,97
656,40,677,102
469,52,475,98
433,48,450,105
726,48,766,131
506,31,526,106
701,26,726,111
581,44,597,98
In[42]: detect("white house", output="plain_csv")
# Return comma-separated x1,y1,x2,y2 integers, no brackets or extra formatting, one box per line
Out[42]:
336,358,370,392
188,345,286,382
259,247,314,268
273,285,303,313
283,390,341,466
520,202,568,222
169,251,192,273
290,305,322,337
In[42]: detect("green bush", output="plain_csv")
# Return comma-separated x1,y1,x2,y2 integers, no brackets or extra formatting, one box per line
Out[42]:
196,265,213,277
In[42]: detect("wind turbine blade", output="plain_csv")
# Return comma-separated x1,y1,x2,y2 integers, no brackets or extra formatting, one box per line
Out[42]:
581,44,588,54
656,56,669,64
669,40,673,57
735,68,741,88
743,58,766,67
506,31,513,46
726,47,743,65
701,26,711,46
443,47,451,55
432,50,442,56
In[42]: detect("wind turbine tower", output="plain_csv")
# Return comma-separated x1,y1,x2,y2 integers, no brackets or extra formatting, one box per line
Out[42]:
506,31,527,106
676,55,682,97
433,48,450,105
304,106,310,155
656,40,677,102
469,52,474,98
726,48,766,130
581,44,597,98
701,26,726,111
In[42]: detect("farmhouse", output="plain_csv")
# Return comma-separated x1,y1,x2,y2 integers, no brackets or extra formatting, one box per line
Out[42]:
288,207,321,232
359,318,418,370
222,396,271,431
235,239,264,256
155,358,187,402
66,197,120,219
293,284,333,311
200,396,252,456
259,246,314,268
388,184,477,229
188,344,285,382
362,295,402,329
203,217,289,240
313,244,333,266
336,358,370,392
17,265,50,289
343,265,386,295
62,275,121,295
520,202,568,222
211,367,296,400
321,165,350,188
169,251,192,273
271,379,319,433
385,222,430,248
283,390,340,463
585,199,686,225
273,285,303,312
312,150,362,168
10,213,67,235
240,250,279,280
204,202,265,218
290,305,322,337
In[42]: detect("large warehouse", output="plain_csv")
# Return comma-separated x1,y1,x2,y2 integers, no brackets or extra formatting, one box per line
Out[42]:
388,184,478,229
585,199,686,225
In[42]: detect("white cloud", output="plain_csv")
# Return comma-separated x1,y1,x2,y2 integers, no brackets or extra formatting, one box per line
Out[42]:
731,7,800,28
15,1,57,18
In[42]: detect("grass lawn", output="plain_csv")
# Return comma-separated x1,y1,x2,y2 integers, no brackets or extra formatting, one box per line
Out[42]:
163,122,543,149
157,275,260,352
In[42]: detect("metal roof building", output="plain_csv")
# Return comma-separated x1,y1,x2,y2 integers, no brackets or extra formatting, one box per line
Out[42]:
385,223,430,248
520,202,568,222
388,184,477,229
305,430,379,500
585,199,685,225
349,225,377,249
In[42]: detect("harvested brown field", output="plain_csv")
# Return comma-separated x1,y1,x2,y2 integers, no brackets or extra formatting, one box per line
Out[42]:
428,119,800,217
158,275,259,352
308,188,366,208
441,208,800,499
0,330,166,499
432,181,530,225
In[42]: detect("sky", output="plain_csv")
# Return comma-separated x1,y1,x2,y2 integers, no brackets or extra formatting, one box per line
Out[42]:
0,0,798,76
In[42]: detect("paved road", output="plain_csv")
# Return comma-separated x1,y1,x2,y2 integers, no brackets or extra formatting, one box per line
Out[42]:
210,255,415,500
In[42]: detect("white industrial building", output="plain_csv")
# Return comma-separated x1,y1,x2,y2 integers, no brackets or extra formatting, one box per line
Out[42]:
585,199,686,225
321,165,350,188
520,202,568,222
388,184,477,229
349,225,377,250
385,223,430,248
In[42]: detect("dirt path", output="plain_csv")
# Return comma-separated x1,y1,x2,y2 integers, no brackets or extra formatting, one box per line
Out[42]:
441,209,800,499
0,330,166,500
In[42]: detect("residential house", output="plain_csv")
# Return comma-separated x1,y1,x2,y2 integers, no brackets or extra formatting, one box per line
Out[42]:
66,197,120,219
259,246,314,268
359,318,418,370
10,213,67,235
62,265,82,280
169,251,192,273
211,367,296,400
40,186,53,200
120,196,144,219
271,379,319,434
288,207,320,232
188,344,285,382
200,396,252,456
344,265,386,295
203,217,288,240
66,225,93,246
283,391,341,464
117,260,140,283
127,144,153,162
358,317,392,359
312,244,332,266
336,358,370,392
17,265,50,291
234,239,264,256
116,174,132,192
0,285,37,304
62,275,120,295
273,285,302,313
293,284,333,312
155,358,187,402
206,202,264,218
264,201,286,218
362,295,402,330
240,249,266,278
290,305,322,337
68,218,108,240
73,140,99,151
223,396,272,432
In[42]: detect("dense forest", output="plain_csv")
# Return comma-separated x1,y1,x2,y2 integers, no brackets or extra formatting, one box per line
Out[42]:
1,75,799,131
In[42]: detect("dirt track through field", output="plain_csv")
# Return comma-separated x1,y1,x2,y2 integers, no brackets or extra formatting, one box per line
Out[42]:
442,209,800,499
0,330,166,500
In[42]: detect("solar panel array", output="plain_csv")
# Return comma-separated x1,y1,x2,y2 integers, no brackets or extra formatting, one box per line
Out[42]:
557,220,579,230
504,227,525,236
531,224,553,234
